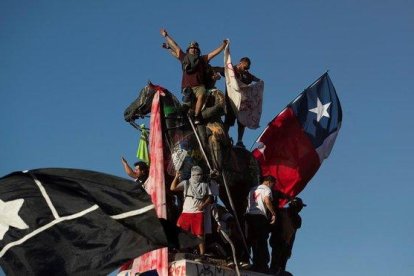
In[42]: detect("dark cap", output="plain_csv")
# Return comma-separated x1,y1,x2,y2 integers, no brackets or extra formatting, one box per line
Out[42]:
187,41,200,51
262,175,276,184
290,197,307,207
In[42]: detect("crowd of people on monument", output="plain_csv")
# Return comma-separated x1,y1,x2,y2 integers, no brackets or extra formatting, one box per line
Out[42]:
121,29,306,275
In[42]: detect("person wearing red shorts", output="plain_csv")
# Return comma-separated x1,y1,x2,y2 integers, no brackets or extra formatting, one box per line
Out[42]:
170,166,212,257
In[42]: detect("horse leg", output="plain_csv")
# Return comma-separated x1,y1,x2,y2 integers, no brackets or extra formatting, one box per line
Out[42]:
196,124,209,154
208,135,223,172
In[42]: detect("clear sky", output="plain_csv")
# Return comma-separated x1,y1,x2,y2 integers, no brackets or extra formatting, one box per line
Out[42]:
1,1,413,275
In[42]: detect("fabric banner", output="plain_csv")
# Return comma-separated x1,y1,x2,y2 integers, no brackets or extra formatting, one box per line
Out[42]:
252,73,342,206
0,168,169,275
131,89,168,275
237,80,264,129
224,43,241,113
224,44,264,129
136,124,149,164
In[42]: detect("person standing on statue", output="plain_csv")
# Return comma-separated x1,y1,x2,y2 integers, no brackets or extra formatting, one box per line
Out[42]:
269,197,305,274
244,175,277,273
160,28,228,125
214,57,261,148
170,166,212,259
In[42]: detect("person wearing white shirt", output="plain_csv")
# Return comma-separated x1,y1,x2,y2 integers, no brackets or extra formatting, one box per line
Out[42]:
245,175,277,273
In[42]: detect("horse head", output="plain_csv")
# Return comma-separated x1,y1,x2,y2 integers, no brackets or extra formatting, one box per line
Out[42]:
124,83,158,122
124,82,184,124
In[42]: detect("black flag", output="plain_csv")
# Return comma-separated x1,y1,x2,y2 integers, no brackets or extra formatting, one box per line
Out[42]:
0,168,197,275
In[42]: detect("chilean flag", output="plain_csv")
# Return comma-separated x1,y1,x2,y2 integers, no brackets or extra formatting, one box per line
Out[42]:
252,73,342,207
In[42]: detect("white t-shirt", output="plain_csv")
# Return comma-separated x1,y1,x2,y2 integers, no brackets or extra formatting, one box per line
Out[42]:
176,180,212,213
245,184,273,217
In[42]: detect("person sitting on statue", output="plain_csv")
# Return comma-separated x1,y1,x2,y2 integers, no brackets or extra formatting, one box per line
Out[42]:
160,28,228,125
203,178,220,247
209,203,235,259
170,166,213,259
209,202,250,269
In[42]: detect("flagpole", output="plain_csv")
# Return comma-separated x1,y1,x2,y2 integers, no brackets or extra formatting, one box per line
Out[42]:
129,121,150,132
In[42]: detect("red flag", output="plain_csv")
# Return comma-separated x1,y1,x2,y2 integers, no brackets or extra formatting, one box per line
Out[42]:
131,87,168,275
253,73,342,207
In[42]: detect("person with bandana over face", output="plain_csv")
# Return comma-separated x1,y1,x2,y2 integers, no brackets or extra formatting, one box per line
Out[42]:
170,166,213,258
160,28,228,125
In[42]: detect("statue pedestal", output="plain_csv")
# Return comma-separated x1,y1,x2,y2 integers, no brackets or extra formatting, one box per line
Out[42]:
118,253,272,276
168,254,270,276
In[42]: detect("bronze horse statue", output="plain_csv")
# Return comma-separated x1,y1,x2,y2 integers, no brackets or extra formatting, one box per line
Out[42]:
124,82,260,226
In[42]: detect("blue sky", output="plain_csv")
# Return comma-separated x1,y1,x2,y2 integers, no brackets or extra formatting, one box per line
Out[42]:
1,1,413,275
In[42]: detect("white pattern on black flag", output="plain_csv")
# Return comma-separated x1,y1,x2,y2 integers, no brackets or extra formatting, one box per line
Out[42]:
0,168,198,276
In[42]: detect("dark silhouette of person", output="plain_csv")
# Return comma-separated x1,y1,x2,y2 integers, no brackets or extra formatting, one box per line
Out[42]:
269,197,306,274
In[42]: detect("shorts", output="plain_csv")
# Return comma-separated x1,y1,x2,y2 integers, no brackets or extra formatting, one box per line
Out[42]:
191,85,206,98
177,212,204,236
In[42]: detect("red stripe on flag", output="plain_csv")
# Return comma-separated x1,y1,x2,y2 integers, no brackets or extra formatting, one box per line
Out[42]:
253,107,320,207
131,89,168,275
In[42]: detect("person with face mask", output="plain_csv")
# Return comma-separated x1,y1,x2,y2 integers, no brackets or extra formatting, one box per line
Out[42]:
170,166,213,259
160,28,228,125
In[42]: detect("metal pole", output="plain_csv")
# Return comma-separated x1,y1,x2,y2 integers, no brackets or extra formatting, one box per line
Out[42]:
220,229,241,276
187,114,213,172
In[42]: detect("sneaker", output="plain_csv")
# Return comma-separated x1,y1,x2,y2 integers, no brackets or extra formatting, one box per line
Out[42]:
194,255,207,262
194,114,203,125
239,261,251,269
227,261,235,268
235,141,245,148
210,169,220,179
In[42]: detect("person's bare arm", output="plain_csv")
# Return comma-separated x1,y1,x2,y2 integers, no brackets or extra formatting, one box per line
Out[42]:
206,39,229,61
121,157,138,178
160,28,183,59
264,195,276,224
170,171,181,192
198,195,213,211
211,66,225,77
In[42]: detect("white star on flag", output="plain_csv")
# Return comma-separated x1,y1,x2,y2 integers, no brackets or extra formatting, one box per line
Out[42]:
0,198,29,240
309,97,331,122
